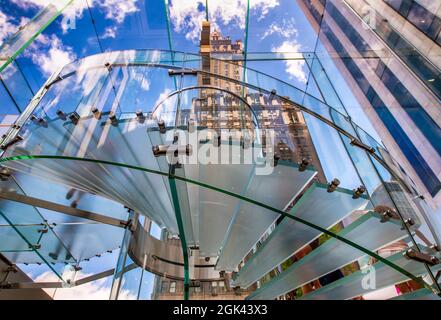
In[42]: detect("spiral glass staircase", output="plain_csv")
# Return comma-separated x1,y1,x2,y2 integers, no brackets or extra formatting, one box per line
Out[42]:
0,50,440,300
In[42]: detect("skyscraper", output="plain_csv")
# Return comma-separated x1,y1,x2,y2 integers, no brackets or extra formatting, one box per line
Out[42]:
298,0,441,212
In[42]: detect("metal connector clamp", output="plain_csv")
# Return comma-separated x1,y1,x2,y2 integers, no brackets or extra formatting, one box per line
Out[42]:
168,69,197,76
298,158,309,172
157,120,166,134
350,139,375,154
56,110,67,120
268,89,277,101
136,110,145,123
404,248,440,266
152,144,192,157
68,112,80,125
327,178,340,193
0,135,23,150
0,166,11,181
91,107,101,120
352,185,366,199
109,113,118,126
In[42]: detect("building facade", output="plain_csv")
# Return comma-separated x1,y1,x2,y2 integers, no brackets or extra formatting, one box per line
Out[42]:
298,0,441,212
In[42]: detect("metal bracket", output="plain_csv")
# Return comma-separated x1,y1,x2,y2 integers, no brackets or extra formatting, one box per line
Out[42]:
68,112,80,125
91,107,102,120
157,120,166,134
6,265,18,273
375,206,401,223
136,110,145,123
400,218,416,230
298,158,309,172
404,248,440,266
56,110,67,120
168,69,197,76
0,135,23,150
152,144,192,157
109,113,118,126
350,138,375,154
0,166,11,181
268,89,277,101
327,178,340,193
352,185,366,199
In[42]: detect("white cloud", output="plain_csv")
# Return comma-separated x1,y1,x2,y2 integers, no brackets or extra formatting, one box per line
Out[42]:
11,0,140,24
33,270,137,300
130,68,151,91
0,11,19,45
11,0,58,9
153,88,174,122
169,1,207,41
102,26,117,39
169,0,279,42
27,33,77,75
272,41,307,84
261,18,298,40
96,0,140,24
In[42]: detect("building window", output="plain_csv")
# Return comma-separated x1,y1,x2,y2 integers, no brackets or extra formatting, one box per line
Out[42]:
384,0,412,16
407,2,435,35
161,281,168,293
170,281,176,293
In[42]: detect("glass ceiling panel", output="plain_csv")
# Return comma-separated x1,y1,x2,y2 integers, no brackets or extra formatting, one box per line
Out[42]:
0,224,40,253
167,0,206,53
246,60,311,94
0,62,34,113
5,250,68,282
246,0,319,53
0,200,77,280
90,0,171,52
50,222,124,261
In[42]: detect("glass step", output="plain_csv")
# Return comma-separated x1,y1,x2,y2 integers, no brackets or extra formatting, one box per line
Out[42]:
171,135,317,260
215,163,318,271
176,142,257,256
390,288,441,300
300,245,441,300
233,183,369,288
246,212,409,300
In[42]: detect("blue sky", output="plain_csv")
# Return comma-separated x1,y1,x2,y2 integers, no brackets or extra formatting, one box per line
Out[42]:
0,0,383,299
